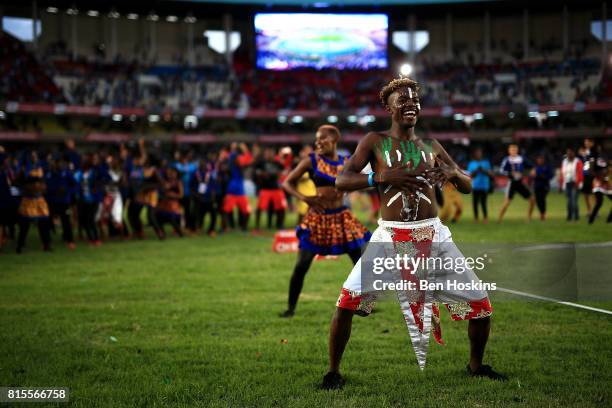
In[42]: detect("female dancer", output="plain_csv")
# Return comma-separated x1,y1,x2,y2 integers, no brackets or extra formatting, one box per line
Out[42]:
156,166,184,238
16,152,51,253
127,154,162,239
280,125,371,317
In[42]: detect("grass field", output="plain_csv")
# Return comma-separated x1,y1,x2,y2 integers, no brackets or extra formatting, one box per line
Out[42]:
1,192,611,407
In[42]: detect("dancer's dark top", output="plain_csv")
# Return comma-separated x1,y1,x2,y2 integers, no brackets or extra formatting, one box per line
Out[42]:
255,159,284,189
308,153,348,188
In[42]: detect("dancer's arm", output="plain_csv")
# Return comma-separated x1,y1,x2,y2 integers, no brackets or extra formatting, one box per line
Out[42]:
137,138,147,162
281,158,322,211
429,140,472,194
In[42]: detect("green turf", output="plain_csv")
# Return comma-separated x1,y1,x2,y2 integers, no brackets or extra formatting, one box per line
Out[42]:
0,192,611,407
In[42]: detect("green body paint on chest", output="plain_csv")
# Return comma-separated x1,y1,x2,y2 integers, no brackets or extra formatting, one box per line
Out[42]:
377,137,394,167
377,138,433,168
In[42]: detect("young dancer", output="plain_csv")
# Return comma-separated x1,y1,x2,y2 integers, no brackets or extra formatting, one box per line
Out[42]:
16,152,52,253
127,151,162,239
280,125,371,317
323,78,505,389
156,166,184,238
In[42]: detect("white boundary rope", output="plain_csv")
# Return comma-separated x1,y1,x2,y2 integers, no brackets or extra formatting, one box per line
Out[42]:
496,287,612,316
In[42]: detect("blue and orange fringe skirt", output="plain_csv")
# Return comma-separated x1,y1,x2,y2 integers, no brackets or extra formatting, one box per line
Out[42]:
296,206,371,255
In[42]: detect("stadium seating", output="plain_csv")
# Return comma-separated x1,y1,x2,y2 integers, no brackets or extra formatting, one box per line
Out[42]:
0,33,61,103
0,33,609,114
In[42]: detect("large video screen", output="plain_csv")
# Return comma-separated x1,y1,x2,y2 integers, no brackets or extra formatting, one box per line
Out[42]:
254,13,388,70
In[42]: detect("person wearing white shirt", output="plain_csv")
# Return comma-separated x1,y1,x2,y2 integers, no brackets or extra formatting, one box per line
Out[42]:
560,148,583,221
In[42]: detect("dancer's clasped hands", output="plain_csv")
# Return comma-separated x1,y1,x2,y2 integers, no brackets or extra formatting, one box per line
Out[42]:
378,165,428,191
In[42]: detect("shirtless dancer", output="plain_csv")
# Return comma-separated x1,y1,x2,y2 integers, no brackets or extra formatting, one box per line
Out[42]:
321,78,506,389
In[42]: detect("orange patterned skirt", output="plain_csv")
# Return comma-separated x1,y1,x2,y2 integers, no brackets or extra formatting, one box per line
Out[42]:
296,206,371,255
18,196,49,220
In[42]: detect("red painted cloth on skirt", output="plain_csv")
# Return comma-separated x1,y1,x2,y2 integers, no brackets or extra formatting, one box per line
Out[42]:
336,218,492,346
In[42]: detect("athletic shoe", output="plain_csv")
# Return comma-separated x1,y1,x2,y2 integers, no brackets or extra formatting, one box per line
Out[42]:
467,364,508,381
321,372,345,390
279,309,295,318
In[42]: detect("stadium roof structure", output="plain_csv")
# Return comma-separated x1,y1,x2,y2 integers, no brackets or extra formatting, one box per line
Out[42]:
164,0,605,8
181,0,496,4
1,0,604,16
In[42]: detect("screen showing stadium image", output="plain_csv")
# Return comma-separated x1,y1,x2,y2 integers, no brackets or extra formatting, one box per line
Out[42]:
254,13,388,70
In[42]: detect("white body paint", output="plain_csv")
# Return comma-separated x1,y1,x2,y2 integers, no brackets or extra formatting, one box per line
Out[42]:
416,191,431,204
416,176,433,189
387,191,402,207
